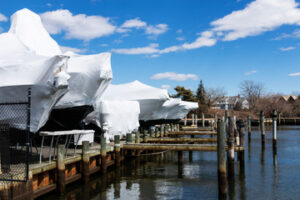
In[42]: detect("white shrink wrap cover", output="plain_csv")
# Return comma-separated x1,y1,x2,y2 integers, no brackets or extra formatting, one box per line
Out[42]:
0,9,70,132
55,52,113,109
101,81,169,121
149,98,198,120
99,100,140,140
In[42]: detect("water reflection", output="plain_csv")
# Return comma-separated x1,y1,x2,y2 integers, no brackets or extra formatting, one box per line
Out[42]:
37,126,300,200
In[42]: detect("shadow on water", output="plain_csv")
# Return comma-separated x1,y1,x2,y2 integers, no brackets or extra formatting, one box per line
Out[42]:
37,126,300,200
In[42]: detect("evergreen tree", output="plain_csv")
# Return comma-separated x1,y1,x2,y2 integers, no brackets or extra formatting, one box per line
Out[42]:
173,86,197,102
196,80,206,104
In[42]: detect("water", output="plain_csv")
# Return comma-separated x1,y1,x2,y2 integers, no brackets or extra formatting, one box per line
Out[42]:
38,126,300,200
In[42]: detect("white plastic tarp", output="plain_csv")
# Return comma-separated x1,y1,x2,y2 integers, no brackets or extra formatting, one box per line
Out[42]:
99,100,140,140
0,9,70,132
101,81,169,121
55,52,113,109
149,98,198,120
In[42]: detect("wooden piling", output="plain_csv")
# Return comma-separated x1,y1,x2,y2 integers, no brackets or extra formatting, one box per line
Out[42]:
260,110,265,144
237,119,245,170
160,125,164,137
247,116,251,142
135,131,141,144
272,110,277,150
57,144,66,195
184,116,187,126
214,113,218,129
227,117,235,180
101,137,107,174
155,127,160,138
202,113,205,127
126,133,133,143
178,151,183,164
114,135,121,168
82,141,90,183
195,115,198,127
217,120,227,199
234,116,239,146
150,128,155,138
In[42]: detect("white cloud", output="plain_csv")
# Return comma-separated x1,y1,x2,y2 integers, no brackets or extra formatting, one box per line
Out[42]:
121,18,147,28
159,31,216,53
151,72,198,81
60,46,87,54
176,29,183,34
245,70,257,76
40,9,116,41
279,46,296,51
176,36,185,41
111,43,159,55
161,85,171,89
0,13,8,22
288,72,300,76
273,29,300,40
145,24,168,35
211,0,300,41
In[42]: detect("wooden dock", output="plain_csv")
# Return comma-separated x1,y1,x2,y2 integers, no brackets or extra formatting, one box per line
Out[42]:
0,122,245,200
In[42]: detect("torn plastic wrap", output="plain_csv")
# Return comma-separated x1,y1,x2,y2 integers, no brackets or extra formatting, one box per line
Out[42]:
55,52,113,109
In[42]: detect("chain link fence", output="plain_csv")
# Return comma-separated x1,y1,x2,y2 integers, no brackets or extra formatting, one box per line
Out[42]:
0,88,31,182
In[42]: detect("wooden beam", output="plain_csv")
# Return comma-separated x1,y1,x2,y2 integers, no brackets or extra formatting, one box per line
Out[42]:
123,143,243,152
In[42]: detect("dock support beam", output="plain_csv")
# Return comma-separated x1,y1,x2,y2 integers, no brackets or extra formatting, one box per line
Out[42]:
202,113,205,128
114,135,121,168
227,117,235,180
217,120,227,199
101,137,107,175
82,141,90,183
247,116,251,142
57,144,66,195
260,110,265,145
272,110,278,150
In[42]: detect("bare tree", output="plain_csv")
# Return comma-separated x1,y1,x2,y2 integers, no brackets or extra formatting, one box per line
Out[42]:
239,80,264,110
206,87,227,108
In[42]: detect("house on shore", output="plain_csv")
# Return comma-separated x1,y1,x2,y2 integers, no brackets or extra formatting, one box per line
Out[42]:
211,95,249,110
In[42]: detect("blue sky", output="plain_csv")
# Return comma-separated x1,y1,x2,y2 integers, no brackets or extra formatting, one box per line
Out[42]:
0,0,300,95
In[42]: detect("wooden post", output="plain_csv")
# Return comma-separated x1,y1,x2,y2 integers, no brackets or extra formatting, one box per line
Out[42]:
234,116,239,146
184,116,187,126
154,127,159,138
178,151,183,164
278,113,281,126
150,128,155,138
144,130,148,138
227,117,235,180
225,111,229,137
217,120,227,199
192,114,195,126
57,144,66,195
114,135,121,168
247,116,251,142
272,110,278,150
160,125,164,137
82,141,90,183
202,113,205,128
136,131,141,144
195,115,198,127
237,119,245,170
214,113,217,129
126,133,133,143
101,137,107,174
260,110,265,144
